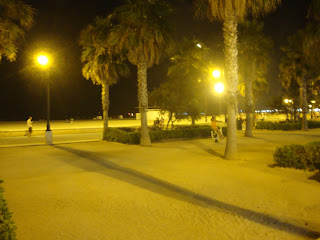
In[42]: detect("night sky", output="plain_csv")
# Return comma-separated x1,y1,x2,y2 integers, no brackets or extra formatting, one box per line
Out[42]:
0,0,310,121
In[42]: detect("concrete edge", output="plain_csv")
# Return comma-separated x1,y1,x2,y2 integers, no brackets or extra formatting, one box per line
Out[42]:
0,139,101,148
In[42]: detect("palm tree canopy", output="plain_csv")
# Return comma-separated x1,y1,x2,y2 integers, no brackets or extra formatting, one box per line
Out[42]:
0,0,35,61
194,0,281,22
280,28,320,89
108,0,174,68
80,16,129,86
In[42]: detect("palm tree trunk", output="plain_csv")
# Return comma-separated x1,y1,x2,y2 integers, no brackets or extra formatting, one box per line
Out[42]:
245,77,254,137
167,112,172,129
223,15,238,160
137,54,151,145
102,83,109,140
191,117,196,125
300,79,308,131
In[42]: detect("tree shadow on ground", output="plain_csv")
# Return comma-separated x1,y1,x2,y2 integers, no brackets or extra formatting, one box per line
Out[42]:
53,145,319,239
189,141,224,158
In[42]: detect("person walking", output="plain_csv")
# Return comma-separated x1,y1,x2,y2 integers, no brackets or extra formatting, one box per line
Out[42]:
27,116,33,137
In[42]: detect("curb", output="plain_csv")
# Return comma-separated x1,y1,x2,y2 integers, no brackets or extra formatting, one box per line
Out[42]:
0,139,101,148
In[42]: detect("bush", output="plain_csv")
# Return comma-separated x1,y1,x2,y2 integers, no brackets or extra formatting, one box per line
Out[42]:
103,125,227,144
256,121,301,130
0,180,17,240
308,121,320,129
150,126,212,141
104,128,140,144
256,121,320,131
273,141,320,171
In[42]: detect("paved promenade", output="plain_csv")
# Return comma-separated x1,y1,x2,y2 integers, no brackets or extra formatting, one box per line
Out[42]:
0,118,211,147
0,130,319,240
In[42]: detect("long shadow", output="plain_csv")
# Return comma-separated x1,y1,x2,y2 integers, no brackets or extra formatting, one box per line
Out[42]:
53,145,319,239
189,141,224,158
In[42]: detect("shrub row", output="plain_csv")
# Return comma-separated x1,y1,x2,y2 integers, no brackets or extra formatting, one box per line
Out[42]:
273,141,320,171
0,180,16,240
104,128,140,144
104,125,227,144
256,121,320,131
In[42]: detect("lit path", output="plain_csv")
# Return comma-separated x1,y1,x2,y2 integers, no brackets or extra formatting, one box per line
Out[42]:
0,118,211,132
0,132,101,148
0,113,295,133
0,130,319,240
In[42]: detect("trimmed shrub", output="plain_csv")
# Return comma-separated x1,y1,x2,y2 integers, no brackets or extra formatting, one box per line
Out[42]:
103,125,227,144
104,128,140,144
308,121,320,129
0,180,17,240
256,121,320,131
273,141,320,171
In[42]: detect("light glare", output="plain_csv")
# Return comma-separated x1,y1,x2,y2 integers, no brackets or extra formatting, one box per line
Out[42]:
212,70,221,78
37,55,49,66
214,83,224,94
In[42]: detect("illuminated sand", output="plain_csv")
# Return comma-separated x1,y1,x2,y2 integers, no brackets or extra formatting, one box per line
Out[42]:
0,130,319,240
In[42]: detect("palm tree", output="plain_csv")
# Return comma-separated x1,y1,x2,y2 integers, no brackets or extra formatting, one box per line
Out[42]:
238,20,272,137
194,0,281,159
109,0,174,146
280,28,320,131
80,16,129,140
0,0,34,62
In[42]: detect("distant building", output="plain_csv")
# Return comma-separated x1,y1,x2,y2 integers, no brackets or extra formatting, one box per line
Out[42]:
136,108,168,120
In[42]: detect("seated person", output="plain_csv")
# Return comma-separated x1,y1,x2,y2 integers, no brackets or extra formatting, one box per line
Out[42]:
211,116,223,142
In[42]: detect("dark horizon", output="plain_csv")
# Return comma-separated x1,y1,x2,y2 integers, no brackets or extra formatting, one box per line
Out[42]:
0,0,310,121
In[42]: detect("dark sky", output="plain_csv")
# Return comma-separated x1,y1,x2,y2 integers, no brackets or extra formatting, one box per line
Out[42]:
0,0,310,121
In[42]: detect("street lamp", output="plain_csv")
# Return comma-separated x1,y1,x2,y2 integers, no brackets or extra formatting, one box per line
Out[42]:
212,69,221,78
284,98,293,121
37,54,52,144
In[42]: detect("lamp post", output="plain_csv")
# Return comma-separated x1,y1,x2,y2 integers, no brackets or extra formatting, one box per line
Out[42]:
214,82,225,122
212,69,224,120
284,98,293,121
37,54,52,144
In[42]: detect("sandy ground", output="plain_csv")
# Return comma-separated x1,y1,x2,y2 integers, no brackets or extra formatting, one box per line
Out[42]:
0,130,320,240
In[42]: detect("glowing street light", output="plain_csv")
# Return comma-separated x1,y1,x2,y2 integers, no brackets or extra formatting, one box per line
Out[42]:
196,43,202,48
212,69,221,78
311,100,316,104
284,98,293,121
36,53,52,144
214,82,224,94
37,55,49,66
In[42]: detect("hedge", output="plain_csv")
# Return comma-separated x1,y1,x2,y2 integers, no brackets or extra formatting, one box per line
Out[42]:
104,128,140,144
0,180,17,240
104,125,227,144
273,141,320,171
256,121,320,131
